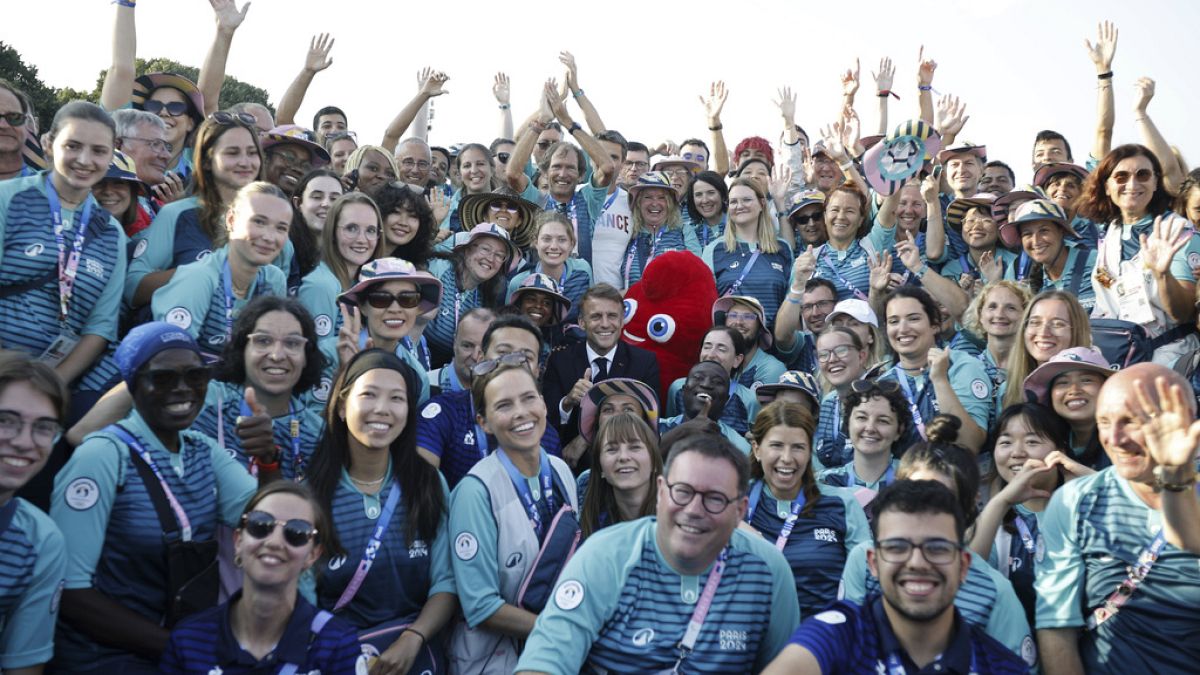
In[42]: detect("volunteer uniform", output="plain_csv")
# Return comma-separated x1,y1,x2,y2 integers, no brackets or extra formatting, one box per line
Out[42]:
508,258,592,324
874,351,993,449
740,348,788,393
812,391,852,471
658,415,751,454
811,222,897,302
0,497,66,671
620,225,701,289
665,378,759,436
988,504,1041,628
702,237,794,330
817,457,901,492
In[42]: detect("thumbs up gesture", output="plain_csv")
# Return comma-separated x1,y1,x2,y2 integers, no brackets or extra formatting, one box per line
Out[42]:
237,386,278,462
563,367,594,412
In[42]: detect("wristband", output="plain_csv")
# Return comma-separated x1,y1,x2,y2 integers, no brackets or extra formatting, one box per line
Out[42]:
403,627,428,648
567,122,582,135
708,123,723,131
877,89,899,99
498,103,510,110
250,455,280,473
785,295,801,305
918,85,932,91
572,89,584,99
1154,465,1197,492
1097,71,1114,80
114,0,136,6
914,263,929,279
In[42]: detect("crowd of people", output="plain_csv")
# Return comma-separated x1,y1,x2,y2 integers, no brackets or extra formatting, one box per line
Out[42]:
2,2,1200,673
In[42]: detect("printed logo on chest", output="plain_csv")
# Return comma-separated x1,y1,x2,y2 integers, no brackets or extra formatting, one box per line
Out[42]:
814,527,838,543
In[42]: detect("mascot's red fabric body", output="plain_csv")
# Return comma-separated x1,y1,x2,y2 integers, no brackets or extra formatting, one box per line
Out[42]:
621,251,718,402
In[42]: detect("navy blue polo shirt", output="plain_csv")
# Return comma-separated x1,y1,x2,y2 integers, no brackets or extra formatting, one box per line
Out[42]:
160,591,366,674
788,595,1027,674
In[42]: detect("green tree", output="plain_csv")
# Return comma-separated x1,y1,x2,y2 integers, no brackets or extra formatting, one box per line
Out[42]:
0,41,73,133
91,58,274,114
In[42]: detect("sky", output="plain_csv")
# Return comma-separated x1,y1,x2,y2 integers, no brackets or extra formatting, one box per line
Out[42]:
5,0,1199,185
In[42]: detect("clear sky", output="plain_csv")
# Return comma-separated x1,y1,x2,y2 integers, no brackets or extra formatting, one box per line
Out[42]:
5,0,1197,184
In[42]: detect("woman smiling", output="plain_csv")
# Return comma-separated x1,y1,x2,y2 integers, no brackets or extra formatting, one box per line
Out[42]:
1001,290,1092,410
509,212,593,324
578,412,661,538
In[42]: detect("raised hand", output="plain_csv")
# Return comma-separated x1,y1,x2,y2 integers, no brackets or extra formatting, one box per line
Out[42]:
563,367,593,411
996,459,1055,506
1133,76,1155,115
1132,375,1200,470
819,122,849,163
427,189,449,223
420,70,450,98
545,78,569,123
1139,214,1191,277
655,140,681,157
920,171,940,202
337,303,364,366
699,81,729,126
792,244,818,285
895,228,923,272
927,345,951,381
304,33,334,73
492,72,510,105
840,104,861,153
769,166,793,200
869,251,893,293
935,95,969,138
1044,450,1097,480
840,58,861,98
917,45,937,87
774,86,797,124
151,171,187,205
801,147,817,185
209,0,250,33
1085,20,1119,73
236,386,276,461
558,51,579,92
872,56,895,93
978,249,1002,285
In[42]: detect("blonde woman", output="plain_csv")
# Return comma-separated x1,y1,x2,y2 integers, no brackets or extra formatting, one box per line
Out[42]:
620,172,700,288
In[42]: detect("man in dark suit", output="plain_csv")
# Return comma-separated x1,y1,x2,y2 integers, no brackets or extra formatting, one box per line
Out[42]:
543,283,660,450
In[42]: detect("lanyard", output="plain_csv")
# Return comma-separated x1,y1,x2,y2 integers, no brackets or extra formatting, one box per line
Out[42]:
497,449,555,538
401,336,432,372
885,647,977,675
453,285,477,327
724,248,761,296
548,193,579,248
536,261,569,289
469,396,489,459
746,483,807,551
958,253,979,280
892,367,928,440
698,215,725,249
852,462,896,489
624,228,667,287
45,175,93,323
1013,514,1036,555
821,245,868,301
221,260,237,341
673,549,727,673
333,481,401,612
108,425,194,541
239,398,302,479
1087,529,1167,630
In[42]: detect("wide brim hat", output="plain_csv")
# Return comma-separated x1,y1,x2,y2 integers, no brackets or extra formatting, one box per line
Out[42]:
1023,346,1114,405
652,155,703,174
507,273,571,324
262,125,331,166
131,73,205,124
936,141,987,165
628,171,676,199
1033,162,1089,189
785,189,826,219
991,184,1047,227
102,150,151,198
451,222,522,273
338,257,443,313
756,370,821,409
998,199,1070,250
459,187,540,232
864,120,942,196
945,193,998,232
827,298,878,327
712,296,772,349
579,378,661,445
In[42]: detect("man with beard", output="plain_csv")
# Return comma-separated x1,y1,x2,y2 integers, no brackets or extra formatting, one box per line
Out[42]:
774,278,838,374
713,296,786,391
659,361,750,453
1036,364,1200,674
261,126,330,195
763,480,1027,674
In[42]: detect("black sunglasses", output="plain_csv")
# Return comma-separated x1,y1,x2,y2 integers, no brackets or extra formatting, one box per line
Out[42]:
209,111,257,126
144,100,190,117
0,112,29,127
850,379,901,395
139,366,210,389
495,151,511,164
364,290,423,310
791,213,823,226
240,510,318,547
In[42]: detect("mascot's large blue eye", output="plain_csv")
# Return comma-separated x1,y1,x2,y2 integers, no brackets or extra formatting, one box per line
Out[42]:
623,299,638,322
647,314,676,343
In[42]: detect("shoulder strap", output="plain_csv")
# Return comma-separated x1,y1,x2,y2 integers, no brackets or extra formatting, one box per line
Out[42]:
1066,246,1091,296
126,439,181,537
279,614,332,675
0,209,108,300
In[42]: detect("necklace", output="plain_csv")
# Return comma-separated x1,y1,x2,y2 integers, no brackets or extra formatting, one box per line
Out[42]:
349,472,387,487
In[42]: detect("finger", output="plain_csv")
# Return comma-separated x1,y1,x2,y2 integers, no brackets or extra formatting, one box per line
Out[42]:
244,386,266,416
1129,377,1156,420
583,367,593,382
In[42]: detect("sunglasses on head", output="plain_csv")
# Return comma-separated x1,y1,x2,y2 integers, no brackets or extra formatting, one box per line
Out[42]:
0,112,29,127
209,111,257,126
240,510,317,547
1111,168,1154,185
471,351,530,377
144,100,190,117
139,365,210,389
364,290,423,310
850,379,901,395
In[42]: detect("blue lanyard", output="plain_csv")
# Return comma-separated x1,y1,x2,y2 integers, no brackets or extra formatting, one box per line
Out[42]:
333,481,401,611
468,396,489,459
724,248,761,296
45,175,93,323
107,424,194,541
497,449,555,538
958,253,979,279
852,461,896,489
886,647,977,675
746,482,807,551
239,397,303,479
221,260,237,341
535,261,569,288
892,366,929,440
624,228,667,287
1013,514,1036,555
821,245,868,300
400,336,432,371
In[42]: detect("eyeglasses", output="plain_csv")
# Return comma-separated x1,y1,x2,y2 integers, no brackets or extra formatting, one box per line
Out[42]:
364,290,423,310
1026,318,1071,334
488,201,519,213
338,222,379,239
817,344,855,363
0,112,29,127
665,480,740,514
666,168,691,179
139,366,211,390
494,152,511,164
209,111,257,126
240,510,318,547
269,149,312,171
1111,169,1154,185
471,352,531,377
724,310,758,324
682,152,706,164
247,333,309,354
473,245,509,262
800,299,835,313
144,100,190,117
0,410,61,446
875,537,962,565
536,140,555,150
791,213,823,226
121,136,174,154
400,158,431,170
625,160,650,170
850,379,901,395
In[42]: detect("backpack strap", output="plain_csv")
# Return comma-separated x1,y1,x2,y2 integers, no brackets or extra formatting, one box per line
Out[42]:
1066,245,1091,297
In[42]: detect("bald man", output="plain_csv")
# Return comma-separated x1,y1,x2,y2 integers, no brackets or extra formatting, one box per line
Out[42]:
1035,363,1200,675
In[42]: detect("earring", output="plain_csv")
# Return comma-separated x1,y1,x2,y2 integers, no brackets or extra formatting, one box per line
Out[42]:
234,554,243,568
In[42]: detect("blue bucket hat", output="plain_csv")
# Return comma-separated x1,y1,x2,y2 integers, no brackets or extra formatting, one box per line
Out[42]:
508,273,572,324
116,321,203,390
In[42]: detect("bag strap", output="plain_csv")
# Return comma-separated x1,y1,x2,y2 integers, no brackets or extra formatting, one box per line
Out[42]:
1066,245,1091,297
126,440,181,538
0,208,106,300
1146,323,1200,353
277,609,335,675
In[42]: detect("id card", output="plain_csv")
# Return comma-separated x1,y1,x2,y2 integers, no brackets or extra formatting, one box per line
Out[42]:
39,331,80,368
1116,261,1155,325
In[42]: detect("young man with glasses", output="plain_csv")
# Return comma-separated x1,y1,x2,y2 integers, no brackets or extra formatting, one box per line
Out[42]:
714,296,786,391
515,433,798,674
774,278,839,374
762,480,1027,674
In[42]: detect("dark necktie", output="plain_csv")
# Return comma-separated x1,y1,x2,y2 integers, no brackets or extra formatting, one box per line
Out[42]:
593,356,609,381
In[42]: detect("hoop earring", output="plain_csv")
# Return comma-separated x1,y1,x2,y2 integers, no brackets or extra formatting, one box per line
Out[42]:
234,554,243,568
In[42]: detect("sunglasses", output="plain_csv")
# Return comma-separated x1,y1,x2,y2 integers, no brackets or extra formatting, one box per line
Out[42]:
488,201,519,213
364,290,423,310
850,379,901,395
139,366,211,389
144,100,190,117
210,111,257,126
495,152,511,164
791,213,823,226
0,112,29,127
240,510,318,547
471,351,530,377
1111,169,1155,185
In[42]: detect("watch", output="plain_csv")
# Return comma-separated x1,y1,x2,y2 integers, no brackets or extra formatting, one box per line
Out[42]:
1154,464,1197,492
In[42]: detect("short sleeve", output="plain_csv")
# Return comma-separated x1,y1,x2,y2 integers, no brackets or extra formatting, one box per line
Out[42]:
0,510,66,669
151,260,217,339
841,490,872,554
126,200,186,305
784,605,859,674
50,436,124,588
982,566,1036,666
428,474,457,597
80,217,129,341
416,398,454,458
1034,480,1087,629
949,354,993,431
838,541,872,603
208,438,258,527
448,476,504,627
1168,230,1200,282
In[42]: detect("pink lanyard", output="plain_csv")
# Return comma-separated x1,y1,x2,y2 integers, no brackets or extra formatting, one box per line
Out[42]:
672,549,727,673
